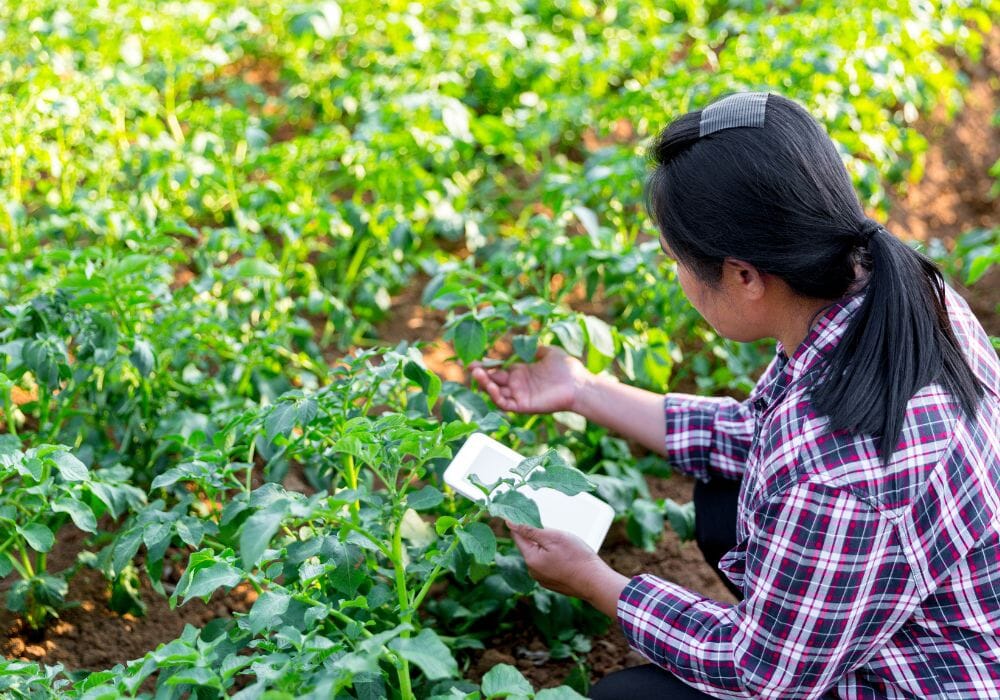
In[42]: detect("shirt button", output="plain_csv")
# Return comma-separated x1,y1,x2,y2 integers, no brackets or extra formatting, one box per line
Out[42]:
753,398,767,412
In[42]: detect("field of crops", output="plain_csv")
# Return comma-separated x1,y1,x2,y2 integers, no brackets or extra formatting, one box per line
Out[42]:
1,0,998,697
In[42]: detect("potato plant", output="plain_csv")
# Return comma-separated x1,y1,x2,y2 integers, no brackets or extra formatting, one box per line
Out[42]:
0,438,144,630
65,348,593,696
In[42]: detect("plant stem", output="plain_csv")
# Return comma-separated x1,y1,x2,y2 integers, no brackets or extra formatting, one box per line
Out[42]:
390,517,414,699
18,542,34,578
410,532,463,611
37,385,50,438
296,593,413,694
245,440,256,494
3,551,30,579
344,454,360,522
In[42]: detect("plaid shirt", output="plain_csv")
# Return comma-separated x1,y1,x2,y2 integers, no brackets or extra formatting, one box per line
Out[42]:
617,288,1000,698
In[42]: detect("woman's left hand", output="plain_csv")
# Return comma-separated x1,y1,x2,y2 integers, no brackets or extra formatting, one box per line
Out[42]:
507,521,630,619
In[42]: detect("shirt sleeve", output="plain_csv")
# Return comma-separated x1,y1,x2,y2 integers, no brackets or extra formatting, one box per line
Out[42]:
664,393,754,481
617,480,920,698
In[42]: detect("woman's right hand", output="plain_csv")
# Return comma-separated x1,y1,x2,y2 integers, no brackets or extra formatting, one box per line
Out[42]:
469,346,590,415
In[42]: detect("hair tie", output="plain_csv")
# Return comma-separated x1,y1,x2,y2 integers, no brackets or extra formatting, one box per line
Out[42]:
857,219,883,245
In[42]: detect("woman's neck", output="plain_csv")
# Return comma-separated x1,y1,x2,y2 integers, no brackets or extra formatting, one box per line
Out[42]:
772,294,839,355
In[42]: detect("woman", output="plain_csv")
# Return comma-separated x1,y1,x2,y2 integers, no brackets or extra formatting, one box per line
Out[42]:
470,93,1000,698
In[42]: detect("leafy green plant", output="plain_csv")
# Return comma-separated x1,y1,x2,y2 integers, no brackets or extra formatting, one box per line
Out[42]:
0,438,144,630
938,227,1000,288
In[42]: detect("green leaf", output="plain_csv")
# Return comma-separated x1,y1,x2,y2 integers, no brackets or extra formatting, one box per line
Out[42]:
664,498,696,542
233,258,280,278
23,335,67,388
388,628,458,680
246,590,291,635
583,315,615,358
164,667,223,690
442,386,491,424
481,663,533,697
966,254,994,285
18,523,54,553
130,338,155,376
626,499,665,551
511,453,546,478
405,360,442,409
457,522,496,564
512,335,538,363
52,451,88,482
240,504,286,569
525,463,593,497
550,318,585,357
175,517,206,548
184,561,242,601
112,526,145,575
52,497,97,533
453,317,487,364
435,516,459,536
488,490,542,528
6,574,68,622
265,397,316,442
407,486,444,511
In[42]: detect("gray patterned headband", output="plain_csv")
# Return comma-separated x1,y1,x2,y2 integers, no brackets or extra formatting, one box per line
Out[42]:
699,92,770,137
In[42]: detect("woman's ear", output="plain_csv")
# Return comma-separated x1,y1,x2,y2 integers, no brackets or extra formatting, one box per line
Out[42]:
722,258,766,300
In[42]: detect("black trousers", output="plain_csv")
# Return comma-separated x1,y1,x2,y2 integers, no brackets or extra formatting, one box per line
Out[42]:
589,476,742,699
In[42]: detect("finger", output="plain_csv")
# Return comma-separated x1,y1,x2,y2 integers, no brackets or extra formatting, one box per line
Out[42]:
508,521,543,541
508,527,533,554
470,366,490,386
471,368,502,398
489,369,510,385
484,381,513,410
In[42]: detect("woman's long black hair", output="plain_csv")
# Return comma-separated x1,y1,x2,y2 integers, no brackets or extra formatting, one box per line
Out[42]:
646,93,984,461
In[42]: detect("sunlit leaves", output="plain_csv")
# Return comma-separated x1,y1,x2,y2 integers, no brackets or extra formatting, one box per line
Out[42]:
173,549,242,604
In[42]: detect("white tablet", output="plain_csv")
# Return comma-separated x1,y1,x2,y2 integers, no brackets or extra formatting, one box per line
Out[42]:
443,433,615,552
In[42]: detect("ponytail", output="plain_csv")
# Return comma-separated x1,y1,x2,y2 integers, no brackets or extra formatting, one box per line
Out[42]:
811,220,985,461
645,94,985,462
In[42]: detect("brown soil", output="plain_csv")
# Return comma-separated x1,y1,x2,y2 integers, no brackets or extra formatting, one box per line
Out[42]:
0,567,256,671
885,28,1000,334
0,526,256,671
885,33,999,244
376,273,466,383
